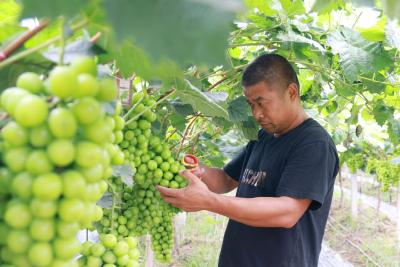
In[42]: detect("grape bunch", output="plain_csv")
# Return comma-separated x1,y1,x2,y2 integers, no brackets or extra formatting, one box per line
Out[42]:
120,91,187,189
0,156,13,265
99,176,176,264
78,233,140,267
0,56,124,266
99,91,189,263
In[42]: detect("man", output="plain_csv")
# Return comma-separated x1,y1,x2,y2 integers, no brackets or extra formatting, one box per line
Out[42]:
157,54,339,267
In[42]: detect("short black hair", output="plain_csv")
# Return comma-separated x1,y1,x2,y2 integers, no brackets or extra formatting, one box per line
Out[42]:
241,54,299,90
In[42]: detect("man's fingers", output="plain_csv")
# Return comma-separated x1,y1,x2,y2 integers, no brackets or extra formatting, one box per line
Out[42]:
156,185,180,197
179,169,201,184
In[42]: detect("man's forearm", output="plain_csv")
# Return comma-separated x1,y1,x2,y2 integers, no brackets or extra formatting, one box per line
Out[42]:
199,166,237,194
205,193,310,228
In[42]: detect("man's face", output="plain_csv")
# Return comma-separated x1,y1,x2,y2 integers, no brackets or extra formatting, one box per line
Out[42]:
244,81,296,135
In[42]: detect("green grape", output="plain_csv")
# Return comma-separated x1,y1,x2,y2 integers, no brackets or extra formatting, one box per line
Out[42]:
15,95,48,128
0,61,126,267
71,56,97,76
48,107,77,139
1,121,29,147
16,72,43,93
48,66,78,98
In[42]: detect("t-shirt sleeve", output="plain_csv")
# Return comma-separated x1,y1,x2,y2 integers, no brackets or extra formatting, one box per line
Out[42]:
276,141,338,210
223,145,249,182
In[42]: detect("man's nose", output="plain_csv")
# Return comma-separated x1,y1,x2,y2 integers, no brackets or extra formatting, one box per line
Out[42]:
252,107,263,120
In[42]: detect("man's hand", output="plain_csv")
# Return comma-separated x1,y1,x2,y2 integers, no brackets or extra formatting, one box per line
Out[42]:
156,170,213,212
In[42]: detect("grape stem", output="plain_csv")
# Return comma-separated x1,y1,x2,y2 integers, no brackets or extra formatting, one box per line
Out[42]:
0,19,49,62
106,180,117,232
123,95,145,120
176,113,201,157
0,19,88,70
58,17,66,66
124,88,176,125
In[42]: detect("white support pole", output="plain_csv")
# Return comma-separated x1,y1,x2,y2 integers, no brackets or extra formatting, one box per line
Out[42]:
145,234,154,267
397,182,400,244
351,172,358,219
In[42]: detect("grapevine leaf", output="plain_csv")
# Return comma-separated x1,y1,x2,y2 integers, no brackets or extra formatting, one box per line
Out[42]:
203,92,229,103
0,24,25,44
228,96,250,122
346,104,361,124
0,0,21,24
105,0,242,67
360,73,386,94
170,99,194,117
243,0,277,16
327,27,380,82
279,0,305,16
102,101,117,116
359,17,386,42
277,31,325,53
97,192,113,208
372,100,394,126
20,0,86,19
312,0,344,14
112,164,134,187
240,116,259,140
42,38,94,63
170,114,187,132
175,79,229,119
114,41,154,79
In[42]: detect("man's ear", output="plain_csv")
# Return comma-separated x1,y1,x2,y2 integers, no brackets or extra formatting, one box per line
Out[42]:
287,83,299,100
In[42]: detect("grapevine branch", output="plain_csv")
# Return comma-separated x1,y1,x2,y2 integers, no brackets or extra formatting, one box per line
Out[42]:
0,19,89,70
0,19,49,62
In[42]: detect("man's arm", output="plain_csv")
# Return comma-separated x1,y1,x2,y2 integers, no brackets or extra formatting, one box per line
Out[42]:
157,170,311,228
199,165,238,194
207,194,311,228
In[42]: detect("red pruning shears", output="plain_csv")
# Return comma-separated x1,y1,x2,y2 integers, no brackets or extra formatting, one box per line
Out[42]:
182,154,204,176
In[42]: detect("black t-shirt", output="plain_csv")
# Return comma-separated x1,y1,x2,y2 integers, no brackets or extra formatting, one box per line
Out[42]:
219,118,339,267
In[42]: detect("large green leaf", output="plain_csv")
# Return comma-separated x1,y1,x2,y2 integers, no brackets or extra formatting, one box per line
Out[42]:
104,0,241,67
175,79,229,119
112,165,134,187
42,38,95,63
244,0,277,16
279,0,305,16
359,17,386,42
327,27,382,82
372,100,394,126
360,73,386,94
228,96,250,122
0,0,21,24
19,0,86,19
114,41,154,79
0,24,25,45
277,31,325,53
240,116,259,140
312,0,344,14
114,41,184,88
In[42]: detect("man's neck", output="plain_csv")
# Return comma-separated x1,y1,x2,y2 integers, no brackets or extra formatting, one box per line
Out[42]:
274,110,309,137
